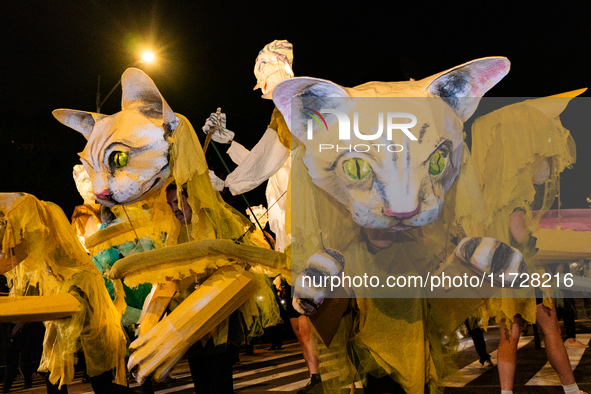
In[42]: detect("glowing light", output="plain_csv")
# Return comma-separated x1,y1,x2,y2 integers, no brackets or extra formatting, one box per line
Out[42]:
141,51,155,64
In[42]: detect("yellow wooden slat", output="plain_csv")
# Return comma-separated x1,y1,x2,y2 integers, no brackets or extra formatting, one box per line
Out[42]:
129,265,257,383
0,294,82,323
532,228,591,264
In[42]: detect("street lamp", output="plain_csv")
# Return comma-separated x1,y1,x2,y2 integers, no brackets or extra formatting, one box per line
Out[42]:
141,51,155,64
95,50,157,113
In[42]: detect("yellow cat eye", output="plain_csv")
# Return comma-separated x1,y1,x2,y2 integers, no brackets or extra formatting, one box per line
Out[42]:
428,150,446,176
343,158,372,180
113,151,129,168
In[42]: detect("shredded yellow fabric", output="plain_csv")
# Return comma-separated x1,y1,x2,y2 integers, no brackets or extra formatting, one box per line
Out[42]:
269,107,291,149
0,193,127,388
471,97,578,325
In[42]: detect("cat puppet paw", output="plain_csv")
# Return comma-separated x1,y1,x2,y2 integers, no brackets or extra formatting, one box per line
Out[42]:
202,111,234,144
454,237,528,287
293,249,345,316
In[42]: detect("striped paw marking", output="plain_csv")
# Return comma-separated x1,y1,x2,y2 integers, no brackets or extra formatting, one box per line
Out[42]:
455,237,528,287
293,249,345,316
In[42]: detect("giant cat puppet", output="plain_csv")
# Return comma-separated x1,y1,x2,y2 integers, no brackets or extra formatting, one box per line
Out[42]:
53,70,288,384
270,57,531,393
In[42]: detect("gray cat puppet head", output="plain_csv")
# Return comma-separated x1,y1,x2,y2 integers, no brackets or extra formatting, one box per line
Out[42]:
273,57,510,231
53,69,179,207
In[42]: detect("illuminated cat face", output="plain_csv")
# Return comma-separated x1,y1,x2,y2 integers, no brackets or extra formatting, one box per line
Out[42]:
54,69,179,207
273,57,510,231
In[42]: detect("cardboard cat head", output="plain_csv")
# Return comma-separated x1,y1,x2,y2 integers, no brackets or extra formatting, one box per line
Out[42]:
53,69,179,207
272,57,510,230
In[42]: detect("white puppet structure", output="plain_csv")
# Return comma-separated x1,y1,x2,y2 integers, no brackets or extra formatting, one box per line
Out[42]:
203,39,293,252
53,69,288,384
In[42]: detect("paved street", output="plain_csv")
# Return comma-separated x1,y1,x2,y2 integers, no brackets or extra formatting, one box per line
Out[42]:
5,320,591,394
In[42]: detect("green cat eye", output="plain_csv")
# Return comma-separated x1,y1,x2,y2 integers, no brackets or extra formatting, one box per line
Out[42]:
113,151,129,168
428,150,446,176
343,158,371,180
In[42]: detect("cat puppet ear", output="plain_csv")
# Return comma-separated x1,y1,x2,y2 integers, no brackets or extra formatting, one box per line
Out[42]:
524,88,587,122
272,77,352,142
424,57,510,122
121,68,180,131
52,110,108,140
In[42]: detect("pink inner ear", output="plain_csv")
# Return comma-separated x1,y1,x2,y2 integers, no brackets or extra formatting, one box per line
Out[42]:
471,60,510,96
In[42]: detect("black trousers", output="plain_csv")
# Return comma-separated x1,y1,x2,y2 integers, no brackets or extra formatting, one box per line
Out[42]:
45,370,136,394
3,343,34,392
187,343,236,394
363,373,430,394
468,326,491,364
557,297,577,339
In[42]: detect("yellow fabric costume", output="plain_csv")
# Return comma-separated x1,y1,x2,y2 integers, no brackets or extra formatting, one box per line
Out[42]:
106,114,285,354
290,140,490,393
0,193,127,388
269,106,292,150
471,96,578,325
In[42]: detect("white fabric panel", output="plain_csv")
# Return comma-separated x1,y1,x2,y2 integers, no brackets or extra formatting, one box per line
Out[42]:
208,170,225,191
266,157,291,252
226,141,251,165
225,128,289,195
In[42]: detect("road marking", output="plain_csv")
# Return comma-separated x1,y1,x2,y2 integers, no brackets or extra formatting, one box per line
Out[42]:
525,333,591,386
443,336,534,387
269,370,341,392
236,359,339,390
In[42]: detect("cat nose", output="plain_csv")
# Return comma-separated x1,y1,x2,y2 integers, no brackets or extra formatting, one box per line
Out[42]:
95,188,111,200
383,203,421,219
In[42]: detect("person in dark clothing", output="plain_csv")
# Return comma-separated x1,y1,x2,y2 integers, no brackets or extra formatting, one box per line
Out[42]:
2,322,45,393
465,319,494,367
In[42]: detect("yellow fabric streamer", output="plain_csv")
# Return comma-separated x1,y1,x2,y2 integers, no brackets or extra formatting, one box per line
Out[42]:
70,203,100,237
269,107,291,149
0,193,127,388
170,114,253,243
85,195,180,256
471,97,578,325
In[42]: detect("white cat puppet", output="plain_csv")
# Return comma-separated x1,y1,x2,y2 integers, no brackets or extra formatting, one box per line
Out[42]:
52,69,288,384
272,57,529,313
53,69,178,207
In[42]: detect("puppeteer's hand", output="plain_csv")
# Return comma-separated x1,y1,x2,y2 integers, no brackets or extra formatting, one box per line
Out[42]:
454,237,528,287
293,249,345,316
201,112,234,144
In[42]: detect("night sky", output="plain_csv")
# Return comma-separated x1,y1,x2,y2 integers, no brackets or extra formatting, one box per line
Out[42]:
1,1,590,217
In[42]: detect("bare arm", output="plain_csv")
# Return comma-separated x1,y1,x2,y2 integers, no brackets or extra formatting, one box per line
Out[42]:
509,209,527,244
